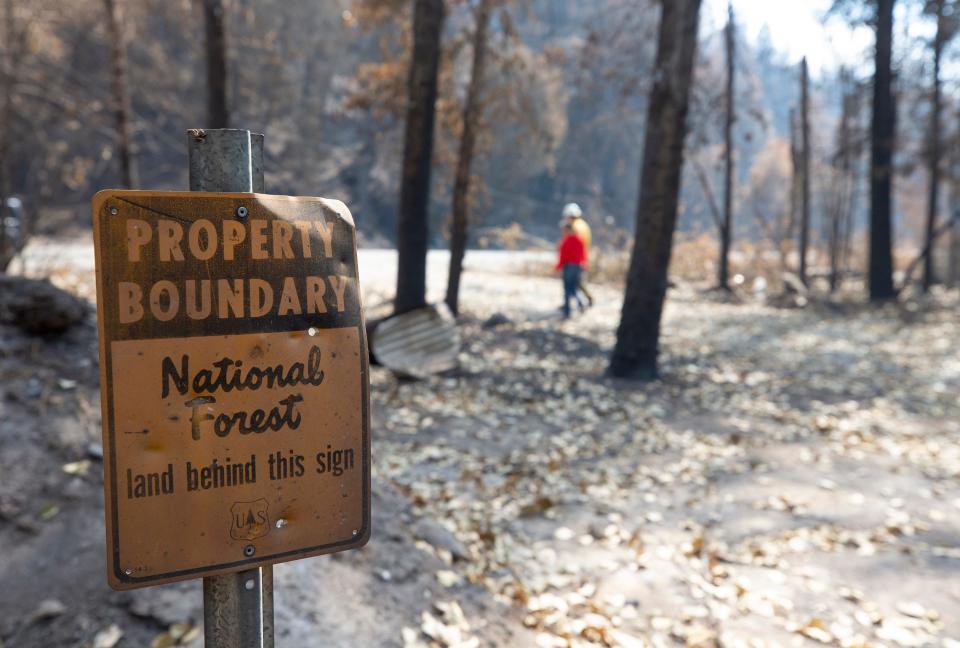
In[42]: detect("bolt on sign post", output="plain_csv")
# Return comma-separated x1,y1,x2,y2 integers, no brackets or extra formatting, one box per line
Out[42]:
91,129,370,646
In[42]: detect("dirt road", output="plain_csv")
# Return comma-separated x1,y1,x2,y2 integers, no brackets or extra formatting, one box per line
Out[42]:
2,236,959,647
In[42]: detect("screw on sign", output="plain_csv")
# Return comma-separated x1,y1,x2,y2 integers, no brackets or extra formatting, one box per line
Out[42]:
91,129,370,647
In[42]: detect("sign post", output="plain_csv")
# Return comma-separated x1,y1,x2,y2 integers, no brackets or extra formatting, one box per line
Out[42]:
91,129,370,647
189,129,272,648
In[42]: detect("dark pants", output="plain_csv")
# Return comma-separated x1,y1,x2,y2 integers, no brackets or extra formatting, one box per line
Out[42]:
562,264,583,317
578,271,593,305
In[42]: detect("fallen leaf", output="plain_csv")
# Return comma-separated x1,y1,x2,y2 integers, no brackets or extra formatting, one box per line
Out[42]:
797,618,833,644
91,624,123,648
62,460,91,476
31,599,66,623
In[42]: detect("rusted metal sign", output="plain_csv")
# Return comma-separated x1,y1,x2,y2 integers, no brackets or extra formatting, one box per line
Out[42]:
92,190,370,590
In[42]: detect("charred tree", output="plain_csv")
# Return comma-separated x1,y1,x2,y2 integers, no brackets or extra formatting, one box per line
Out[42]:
950,187,960,288
608,0,702,381
0,0,13,261
840,83,863,286
869,0,896,300
718,1,735,290
829,72,857,293
951,109,960,289
395,0,445,315
799,57,811,286
445,0,494,316
103,0,138,187
203,0,229,128
786,107,800,271
923,0,946,292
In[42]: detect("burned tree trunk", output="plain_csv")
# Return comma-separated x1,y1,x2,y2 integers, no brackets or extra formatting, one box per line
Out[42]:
103,0,138,188
841,84,862,287
0,0,13,262
718,1,734,290
608,0,702,380
869,0,896,300
445,0,494,316
785,107,800,272
829,71,857,293
203,0,229,129
951,114,960,289
923,0,945,293
395,0,445,315
799,57,811,286
950,198,960,288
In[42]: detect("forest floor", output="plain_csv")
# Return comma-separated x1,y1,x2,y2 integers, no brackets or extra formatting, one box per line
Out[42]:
1,235,960,648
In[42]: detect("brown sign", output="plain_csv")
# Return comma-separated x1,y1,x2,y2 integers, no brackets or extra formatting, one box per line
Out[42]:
91,190,370,590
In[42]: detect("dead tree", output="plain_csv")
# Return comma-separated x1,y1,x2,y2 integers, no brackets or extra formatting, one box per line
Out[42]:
869,0,896,300
103,0,138,188
951,108,960,288
718,1,734,290
950,191,960,288
923,0,947,292
828,72,857,293
799,57,811,286
898,212,959,292
445,0,495,316
203,0,229,128
608,0,702,380
0,0,13,260
395,0,445,315
840,84,863,285
785,107,800,272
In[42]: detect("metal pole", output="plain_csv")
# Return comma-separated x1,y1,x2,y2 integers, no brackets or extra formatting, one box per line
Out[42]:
187,127,273,648
188,128,264,193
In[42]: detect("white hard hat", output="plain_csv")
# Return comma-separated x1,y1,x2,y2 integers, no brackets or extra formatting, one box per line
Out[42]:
562,202,582,218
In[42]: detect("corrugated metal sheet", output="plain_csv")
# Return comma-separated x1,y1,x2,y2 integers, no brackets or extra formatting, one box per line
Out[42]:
372,303,460,378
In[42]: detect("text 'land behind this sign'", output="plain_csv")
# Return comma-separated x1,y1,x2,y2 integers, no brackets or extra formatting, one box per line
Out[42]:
91,190,370,590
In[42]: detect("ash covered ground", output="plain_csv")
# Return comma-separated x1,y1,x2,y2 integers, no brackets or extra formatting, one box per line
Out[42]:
2,236,959,648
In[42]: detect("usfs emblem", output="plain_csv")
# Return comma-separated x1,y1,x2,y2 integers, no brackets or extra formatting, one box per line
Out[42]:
230,499,270,541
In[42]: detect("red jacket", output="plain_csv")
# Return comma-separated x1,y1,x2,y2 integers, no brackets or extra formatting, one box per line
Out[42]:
556,234,587,270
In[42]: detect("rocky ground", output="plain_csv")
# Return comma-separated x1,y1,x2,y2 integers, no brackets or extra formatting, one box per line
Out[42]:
1,235,959,648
